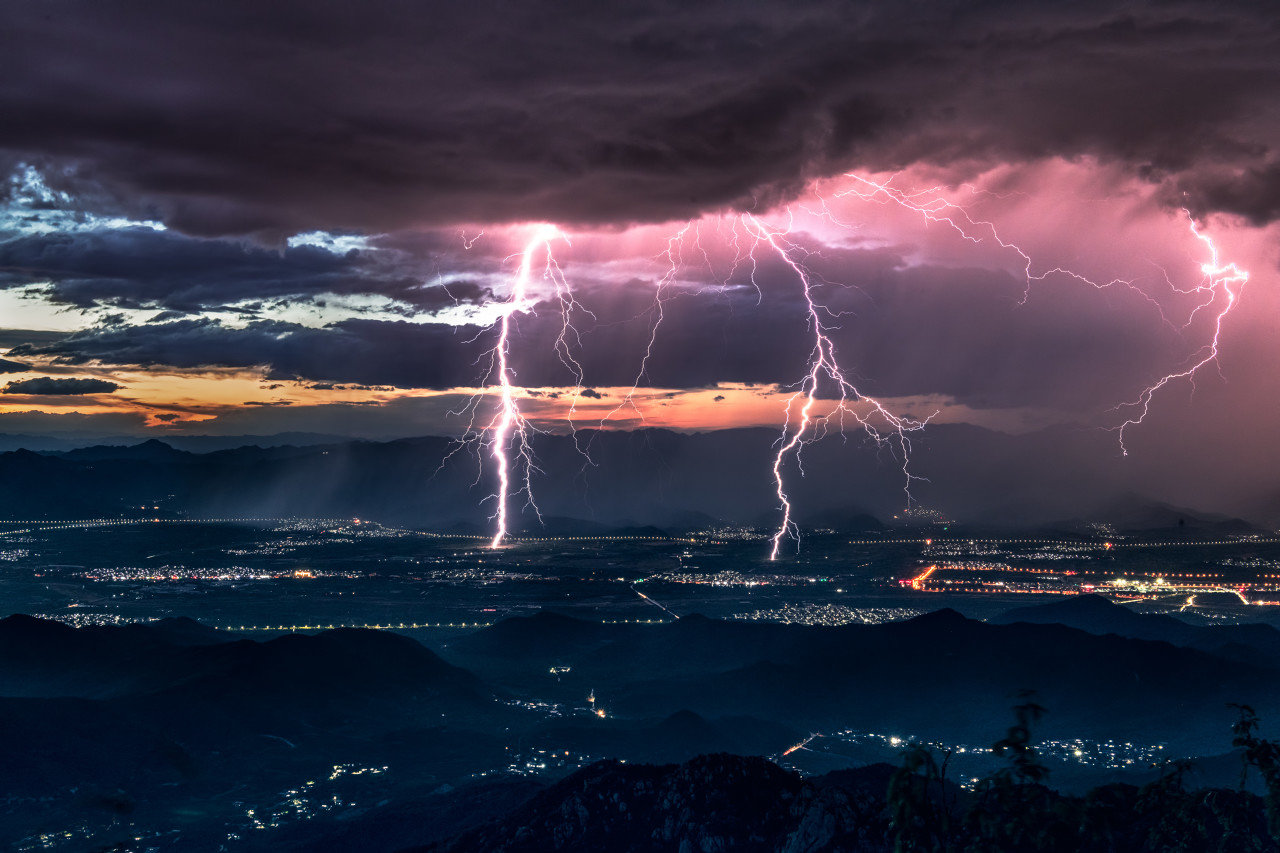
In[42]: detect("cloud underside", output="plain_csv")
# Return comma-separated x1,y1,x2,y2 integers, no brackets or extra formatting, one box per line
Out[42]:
0,2,1277,237
0,0,1270,442
7,240,1194,414
2,376,119,395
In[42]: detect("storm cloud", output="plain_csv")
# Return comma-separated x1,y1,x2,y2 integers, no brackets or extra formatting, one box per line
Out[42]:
0,224,493,313
8,234,1188,416
0,2,1277,237
0,0,1274,524
2,376,120,395
10,317,493,390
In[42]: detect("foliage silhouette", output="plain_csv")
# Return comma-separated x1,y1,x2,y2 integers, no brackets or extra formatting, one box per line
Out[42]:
884,693,1280,852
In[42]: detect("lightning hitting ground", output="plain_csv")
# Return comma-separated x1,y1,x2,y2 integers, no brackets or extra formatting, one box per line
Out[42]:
460,177,1249,556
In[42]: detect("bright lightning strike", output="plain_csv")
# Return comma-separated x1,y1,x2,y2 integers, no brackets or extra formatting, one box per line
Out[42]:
1113,212,1248,454
738,213,931,560
599,222,693,427
447,224,574,549
833,174,1136,302
832,174,1249,456
454,174,1248,558
487,226,563,548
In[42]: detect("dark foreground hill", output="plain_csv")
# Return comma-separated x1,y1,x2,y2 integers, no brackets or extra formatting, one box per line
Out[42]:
5,610,1280,850
418,753,1279,853
421,754,862,853
995,594,1280,665
0,616,515,850
447,608,1280,753
0,612,486,707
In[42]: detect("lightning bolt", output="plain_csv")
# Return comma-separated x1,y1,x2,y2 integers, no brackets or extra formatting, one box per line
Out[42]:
455,176,1247,557
486,226,562,548
443,225,574,549
1113,212,1248,454
831,174,1249,456
738,212,931,560
599,222,693,427
833,174,1137,302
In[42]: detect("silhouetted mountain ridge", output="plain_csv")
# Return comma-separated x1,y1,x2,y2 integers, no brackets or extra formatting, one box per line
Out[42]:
421,754,824,853
0,614,489,710
450,608,1280,752
5,611,1280,849
995,595,1280,664
0,427,1269,529
420,752,1276,852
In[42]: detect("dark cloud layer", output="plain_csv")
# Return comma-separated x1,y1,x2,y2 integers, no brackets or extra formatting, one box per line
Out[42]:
1,1,1277,237
8,238,1190,414
10,317,492,390
0,226,491,312
2,376,120,395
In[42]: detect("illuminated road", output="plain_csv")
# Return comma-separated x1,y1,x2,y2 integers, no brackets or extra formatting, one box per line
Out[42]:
218,617,668,633
0,516,702,545
632,586,680,618
780,733,821,756
905,565,938,591
900,562,1280,606
218,621,494,632
1,517,1276,551
851,536,1280,549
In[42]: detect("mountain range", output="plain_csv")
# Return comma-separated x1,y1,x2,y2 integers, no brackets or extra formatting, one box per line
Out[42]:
4,600,1280,849
0,426,1271,532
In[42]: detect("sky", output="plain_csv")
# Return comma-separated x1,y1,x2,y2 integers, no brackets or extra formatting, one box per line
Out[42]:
0,1,1278,519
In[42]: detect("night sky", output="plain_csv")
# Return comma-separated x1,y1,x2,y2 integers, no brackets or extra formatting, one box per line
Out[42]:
1,1,1278,521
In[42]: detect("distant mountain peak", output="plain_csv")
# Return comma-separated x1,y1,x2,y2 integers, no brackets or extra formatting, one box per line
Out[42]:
906,607,968,626
0,612,72,635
